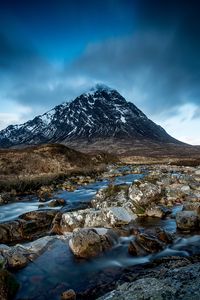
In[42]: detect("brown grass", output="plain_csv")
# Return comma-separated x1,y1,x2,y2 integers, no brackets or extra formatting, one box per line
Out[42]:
0,144,117,176
0,166,106,193
0,144,117,193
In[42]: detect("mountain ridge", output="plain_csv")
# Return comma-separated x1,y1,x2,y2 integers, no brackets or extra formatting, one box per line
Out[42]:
0,84,182,148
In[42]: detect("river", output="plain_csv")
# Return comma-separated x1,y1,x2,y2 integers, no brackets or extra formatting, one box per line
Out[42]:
1,170,199,300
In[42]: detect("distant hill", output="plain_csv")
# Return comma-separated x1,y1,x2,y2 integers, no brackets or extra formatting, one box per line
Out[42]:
0,144,116,188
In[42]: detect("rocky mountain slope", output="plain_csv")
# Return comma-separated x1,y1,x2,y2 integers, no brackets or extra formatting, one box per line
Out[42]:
0,84,180,148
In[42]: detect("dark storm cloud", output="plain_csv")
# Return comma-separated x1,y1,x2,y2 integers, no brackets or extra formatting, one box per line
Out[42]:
0,0,200,118
0,30,70,108
69,0,200,115
0,33,29,70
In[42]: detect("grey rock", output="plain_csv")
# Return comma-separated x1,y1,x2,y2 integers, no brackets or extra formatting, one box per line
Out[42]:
61,207,137,232
176,210,199,231
97,277,176,300
145,205,169,218
103,207,137,227
183,202,200,213
69,228,117,258
97,263,200,300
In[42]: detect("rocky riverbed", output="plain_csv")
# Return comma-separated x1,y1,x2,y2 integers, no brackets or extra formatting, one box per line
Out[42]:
0,164,200,299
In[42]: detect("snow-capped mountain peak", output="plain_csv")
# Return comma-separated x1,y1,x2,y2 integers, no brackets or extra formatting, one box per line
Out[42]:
83,84,117,99
0,85,179,148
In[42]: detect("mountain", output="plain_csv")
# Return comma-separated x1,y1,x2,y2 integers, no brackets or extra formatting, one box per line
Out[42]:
0,84,180,149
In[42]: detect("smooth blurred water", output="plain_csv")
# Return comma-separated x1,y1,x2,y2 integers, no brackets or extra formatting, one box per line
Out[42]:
0,197,59,223
14,233,200,300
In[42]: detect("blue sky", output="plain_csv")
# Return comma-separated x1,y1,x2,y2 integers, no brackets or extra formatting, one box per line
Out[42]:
0,0,200,144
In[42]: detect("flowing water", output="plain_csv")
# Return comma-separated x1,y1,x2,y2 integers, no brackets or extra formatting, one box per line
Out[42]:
14,232,200,300
0,173,143,223
1,170,198,299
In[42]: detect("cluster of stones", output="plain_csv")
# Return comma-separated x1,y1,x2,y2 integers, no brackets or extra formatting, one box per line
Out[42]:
0,164,200,299
1,165,200,254
53,164,200,259
71,166,199,218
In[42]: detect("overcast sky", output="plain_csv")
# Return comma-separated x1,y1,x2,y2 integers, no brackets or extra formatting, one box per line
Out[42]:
0,0,200,144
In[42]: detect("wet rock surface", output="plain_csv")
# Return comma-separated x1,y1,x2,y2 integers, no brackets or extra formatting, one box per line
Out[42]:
176,210,200,231
48,198,66,207
128,229,173,256
69,228,117,258
0,235,71,270
0,269,19,300
61,207,137,232
97,260,200,300
0,210,58,244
